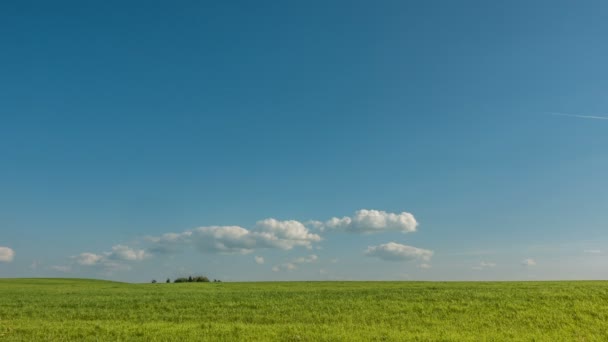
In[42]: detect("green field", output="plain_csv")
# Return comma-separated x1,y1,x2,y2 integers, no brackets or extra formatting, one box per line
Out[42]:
1,279,607,341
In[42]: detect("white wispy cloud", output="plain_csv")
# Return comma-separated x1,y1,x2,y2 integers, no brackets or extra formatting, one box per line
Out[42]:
522,258,537,266
272,263,297,272
548,112,608,121
50,265,71,273
472,261,496,270
365,242,433,262
293,254,318,264
312,209,418,234
584,249,601,254
254,256,265,264
0,247,15,262
272,254,318,272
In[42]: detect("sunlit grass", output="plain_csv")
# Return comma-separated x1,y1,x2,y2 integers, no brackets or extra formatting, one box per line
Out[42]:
1,279,607,341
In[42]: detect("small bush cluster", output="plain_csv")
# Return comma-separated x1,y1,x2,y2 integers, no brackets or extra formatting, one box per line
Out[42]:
173,276,210,283
151,276,219,283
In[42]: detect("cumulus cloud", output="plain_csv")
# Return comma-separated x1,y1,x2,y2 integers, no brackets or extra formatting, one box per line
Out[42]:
365,242,433,262
148,221,321,255
255,219,322,249
0,247,15,262
108,245,147,261
74,252,104,266
255,256,264,264
522,258,536,266
418,263,432,269
315,209,418,234
73,245,147,272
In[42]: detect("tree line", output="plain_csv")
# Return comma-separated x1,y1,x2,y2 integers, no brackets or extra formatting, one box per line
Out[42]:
150,276,221,283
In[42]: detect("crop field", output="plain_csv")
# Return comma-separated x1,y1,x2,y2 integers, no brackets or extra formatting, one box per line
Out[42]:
1,279,608,341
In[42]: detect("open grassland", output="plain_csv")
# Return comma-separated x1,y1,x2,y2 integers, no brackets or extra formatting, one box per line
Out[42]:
1,279,608,341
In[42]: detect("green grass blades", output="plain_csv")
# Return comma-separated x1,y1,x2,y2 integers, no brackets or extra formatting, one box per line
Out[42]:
1,279,608,341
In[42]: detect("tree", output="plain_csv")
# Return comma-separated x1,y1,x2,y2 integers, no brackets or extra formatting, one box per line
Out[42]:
193,276,209,282
166,278,171,283
151,279,157,283
188,276,193,282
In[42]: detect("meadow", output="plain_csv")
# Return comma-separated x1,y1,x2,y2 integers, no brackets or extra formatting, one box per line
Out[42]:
1,279,607,341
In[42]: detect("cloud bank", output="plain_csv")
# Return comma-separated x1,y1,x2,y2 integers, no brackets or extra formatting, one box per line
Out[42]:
67,208,427,275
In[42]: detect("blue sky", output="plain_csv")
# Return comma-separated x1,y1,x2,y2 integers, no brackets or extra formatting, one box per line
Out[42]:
1,0,608,282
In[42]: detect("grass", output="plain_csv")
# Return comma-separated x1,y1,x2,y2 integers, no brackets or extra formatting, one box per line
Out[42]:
1,279,608,341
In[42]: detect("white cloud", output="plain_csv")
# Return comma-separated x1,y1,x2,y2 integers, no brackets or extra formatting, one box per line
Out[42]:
317,209,418,234
418,263,432,269
584,249,601,254
293,254,318,264
473,261,496,270
108,245,147,261
148,221,321,255
255,256,264,264
73,245,147,272
74,252,104,266
365,242,433,262
255,219,322,249
548,112,608,121
522,258,536,266
272,254,318,272
50,265,71,273
0,247,15,262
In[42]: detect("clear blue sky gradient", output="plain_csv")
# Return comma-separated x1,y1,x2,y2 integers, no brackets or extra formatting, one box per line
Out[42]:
1,0,608,281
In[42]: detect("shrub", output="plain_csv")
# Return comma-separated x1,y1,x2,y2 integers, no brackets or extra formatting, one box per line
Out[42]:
174,277,189,283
